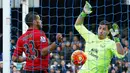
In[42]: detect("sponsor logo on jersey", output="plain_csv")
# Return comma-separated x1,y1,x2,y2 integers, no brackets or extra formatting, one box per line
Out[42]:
40,36,46,42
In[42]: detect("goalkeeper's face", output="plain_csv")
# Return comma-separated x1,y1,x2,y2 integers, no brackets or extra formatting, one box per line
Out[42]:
98,25,109,39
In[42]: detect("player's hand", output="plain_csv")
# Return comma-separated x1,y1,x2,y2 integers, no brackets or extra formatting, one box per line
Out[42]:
110,23,120,42
110,23,119,37
56,33,63,43
18,56,26,62
83,1,92,14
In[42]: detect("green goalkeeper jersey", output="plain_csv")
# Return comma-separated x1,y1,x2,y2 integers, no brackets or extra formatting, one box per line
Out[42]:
75,24,124,73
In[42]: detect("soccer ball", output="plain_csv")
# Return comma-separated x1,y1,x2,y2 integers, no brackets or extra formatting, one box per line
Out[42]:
71,50,87,66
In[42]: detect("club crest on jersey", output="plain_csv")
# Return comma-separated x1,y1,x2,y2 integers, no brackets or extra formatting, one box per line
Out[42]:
40,36,46,42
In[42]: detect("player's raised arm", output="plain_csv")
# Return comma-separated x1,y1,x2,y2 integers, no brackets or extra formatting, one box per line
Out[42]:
74,1,95,41
110,23,125,56
75,1,92,25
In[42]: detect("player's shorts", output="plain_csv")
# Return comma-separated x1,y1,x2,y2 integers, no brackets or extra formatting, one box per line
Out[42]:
22,70,48,73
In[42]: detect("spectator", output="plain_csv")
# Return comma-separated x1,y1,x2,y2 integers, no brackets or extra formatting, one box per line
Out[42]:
72,44,78,51
49,66,55,73
60,60,67,73
68,31,73,42
61,41,73,64
55,69,61,73
12,66,17,73
0,61,2,73
111,69,116,73
71,36,80,47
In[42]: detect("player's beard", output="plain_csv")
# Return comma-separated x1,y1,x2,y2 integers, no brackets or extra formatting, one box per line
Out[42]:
99,33,108,40
38,21,43,30
37,24,42,30
98,34,105,39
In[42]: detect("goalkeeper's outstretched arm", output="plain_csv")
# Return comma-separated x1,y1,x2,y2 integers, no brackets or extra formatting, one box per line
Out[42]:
74,1,95,41
75,12,85,25
110,23,125,56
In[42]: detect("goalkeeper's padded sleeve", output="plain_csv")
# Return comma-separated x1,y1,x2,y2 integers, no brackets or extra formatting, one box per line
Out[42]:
114,37,120,43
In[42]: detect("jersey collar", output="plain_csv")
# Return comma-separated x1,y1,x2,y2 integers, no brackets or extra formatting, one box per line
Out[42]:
27,28,39,31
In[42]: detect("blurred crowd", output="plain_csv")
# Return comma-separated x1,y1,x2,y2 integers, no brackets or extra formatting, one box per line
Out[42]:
6,29,129,73
0,28,129,73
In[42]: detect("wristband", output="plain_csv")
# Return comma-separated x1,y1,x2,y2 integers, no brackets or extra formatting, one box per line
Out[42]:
80,11,87,17
114,37,120,43
55,41,59,47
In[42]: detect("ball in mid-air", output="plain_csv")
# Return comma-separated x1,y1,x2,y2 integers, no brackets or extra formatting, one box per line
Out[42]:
71,50,87,66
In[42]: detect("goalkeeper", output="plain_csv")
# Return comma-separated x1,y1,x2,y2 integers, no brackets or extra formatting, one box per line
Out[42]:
74,1,125,73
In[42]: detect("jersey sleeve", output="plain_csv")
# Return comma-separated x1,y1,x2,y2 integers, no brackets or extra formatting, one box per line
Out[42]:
35,31,48,50
13,38,23,57
110,41,124,58
74,24,95,42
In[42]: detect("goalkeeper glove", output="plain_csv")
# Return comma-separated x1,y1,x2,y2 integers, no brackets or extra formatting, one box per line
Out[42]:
80,1,92,17
110,23,120,42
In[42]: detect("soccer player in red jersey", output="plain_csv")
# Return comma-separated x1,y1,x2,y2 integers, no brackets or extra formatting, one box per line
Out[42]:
12,12,62,73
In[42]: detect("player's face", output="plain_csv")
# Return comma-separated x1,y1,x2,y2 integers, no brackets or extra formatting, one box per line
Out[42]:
98,25,109,39
35,15,42,29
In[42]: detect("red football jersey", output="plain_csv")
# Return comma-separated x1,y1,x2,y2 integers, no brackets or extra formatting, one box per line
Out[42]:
13,29,49,71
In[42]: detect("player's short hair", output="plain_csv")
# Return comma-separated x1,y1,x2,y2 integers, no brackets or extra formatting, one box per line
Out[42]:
99,20,111,30
25,11,39,27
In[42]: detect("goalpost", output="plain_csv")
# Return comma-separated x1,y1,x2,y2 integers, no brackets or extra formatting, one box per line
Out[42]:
21,0,29,58
3,0,40,72
3,0,29,73
3,0,11,73
22,0,28,34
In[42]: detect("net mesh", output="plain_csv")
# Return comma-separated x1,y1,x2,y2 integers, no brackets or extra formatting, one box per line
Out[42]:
10,0,129,73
